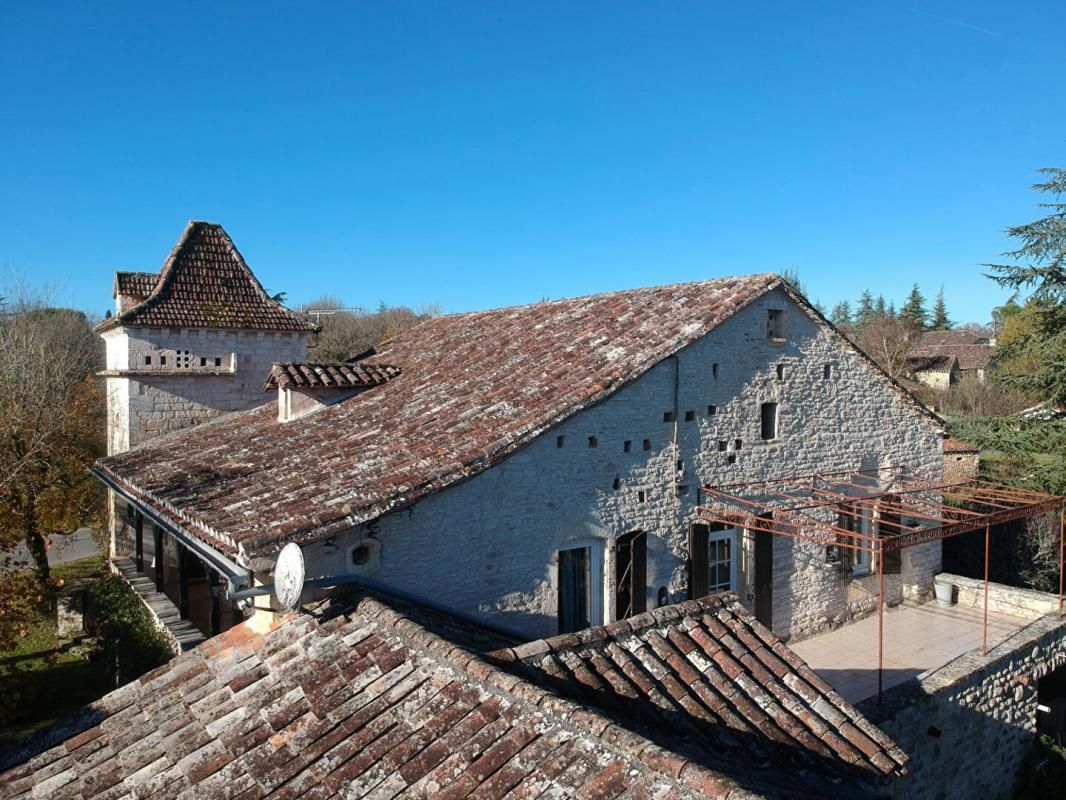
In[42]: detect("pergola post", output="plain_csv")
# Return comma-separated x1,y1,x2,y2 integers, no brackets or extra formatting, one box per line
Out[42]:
134,511,144,573
982,523,990,656
1059,510,1064,619
878,540,885,704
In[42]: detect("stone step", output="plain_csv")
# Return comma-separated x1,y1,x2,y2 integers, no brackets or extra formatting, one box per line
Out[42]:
111,558,206,652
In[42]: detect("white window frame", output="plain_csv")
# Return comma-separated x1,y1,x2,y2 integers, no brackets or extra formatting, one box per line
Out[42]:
557,540,604,630
708,527,739,593
852,506,875,576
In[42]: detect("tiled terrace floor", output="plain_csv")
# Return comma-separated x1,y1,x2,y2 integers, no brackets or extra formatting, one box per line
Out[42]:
789,601,1031,705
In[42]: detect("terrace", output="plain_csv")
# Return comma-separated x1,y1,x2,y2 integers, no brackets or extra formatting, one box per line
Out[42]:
698,465,1064,702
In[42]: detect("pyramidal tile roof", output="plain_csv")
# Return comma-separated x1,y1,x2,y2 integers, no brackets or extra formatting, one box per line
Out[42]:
98,221,317,333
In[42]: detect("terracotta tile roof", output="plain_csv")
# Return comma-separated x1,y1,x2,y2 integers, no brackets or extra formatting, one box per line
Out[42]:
264,362,402,391
489,594,907,795
113,270,158,300
916,330,987,348
94,273,789,556
941,344,993,370
97,221,318,333
0,591,823,799
904,351,958,373
943,439,979,454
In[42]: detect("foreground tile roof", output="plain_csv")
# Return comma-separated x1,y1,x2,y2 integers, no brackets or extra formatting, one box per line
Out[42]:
0,591,902,799
94,273,782,557
264,362,402,391
490,594,907,795
98,221,318,333
942,438,979,454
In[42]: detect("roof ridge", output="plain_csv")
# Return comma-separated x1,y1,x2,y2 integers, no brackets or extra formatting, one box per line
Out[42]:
436,272,781,321
354,593,744,798
98,221,317,333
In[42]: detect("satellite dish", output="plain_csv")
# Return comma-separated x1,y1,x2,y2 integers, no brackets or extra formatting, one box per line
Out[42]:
273,542,305,611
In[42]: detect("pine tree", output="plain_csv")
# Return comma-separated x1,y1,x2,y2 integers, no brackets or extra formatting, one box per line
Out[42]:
930,286,952,330
829,300,852,328
985,166,1066,407
886,301,897,320
900,283,928,329
874,295,887,319
855,290,877,331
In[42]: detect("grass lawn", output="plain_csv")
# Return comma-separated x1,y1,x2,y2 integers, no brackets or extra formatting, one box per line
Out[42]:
0,556,113,748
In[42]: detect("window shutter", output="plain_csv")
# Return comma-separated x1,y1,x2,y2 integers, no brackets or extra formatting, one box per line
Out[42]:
632,532,647,615
689,525,709,599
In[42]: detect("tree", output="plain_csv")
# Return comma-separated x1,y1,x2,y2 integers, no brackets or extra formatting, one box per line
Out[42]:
829,300,852,328
984,167,1066,407
930,286,952,330
299,295,439,362
855,290,877,331
874,294,887,320
900,283,928,329
0,280,105,586
856,317,921,381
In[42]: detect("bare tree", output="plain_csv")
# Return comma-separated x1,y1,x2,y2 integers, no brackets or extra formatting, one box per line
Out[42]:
299,296,439,362
856,317,920,381
0,276,105,584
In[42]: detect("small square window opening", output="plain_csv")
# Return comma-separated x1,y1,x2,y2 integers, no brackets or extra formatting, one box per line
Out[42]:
684,410,695,422
768,309,785,340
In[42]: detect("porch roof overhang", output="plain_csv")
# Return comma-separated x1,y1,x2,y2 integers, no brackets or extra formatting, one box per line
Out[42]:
697,465,1063,554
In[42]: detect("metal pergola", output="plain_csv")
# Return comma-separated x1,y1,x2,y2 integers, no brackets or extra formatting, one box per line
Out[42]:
697,465,1064,702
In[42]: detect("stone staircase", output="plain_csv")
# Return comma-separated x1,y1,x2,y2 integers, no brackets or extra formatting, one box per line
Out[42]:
113,558,206,652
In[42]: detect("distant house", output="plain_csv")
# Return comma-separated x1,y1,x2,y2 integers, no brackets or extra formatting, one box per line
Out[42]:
908,330,994,384
904,352,959,390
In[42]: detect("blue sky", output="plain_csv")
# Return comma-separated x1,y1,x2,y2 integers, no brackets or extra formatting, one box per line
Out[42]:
2,2,1063,324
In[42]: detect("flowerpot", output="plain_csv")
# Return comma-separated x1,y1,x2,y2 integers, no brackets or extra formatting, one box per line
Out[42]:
933,580,954,607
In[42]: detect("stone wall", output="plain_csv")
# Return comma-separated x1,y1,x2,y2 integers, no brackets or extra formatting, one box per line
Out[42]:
939,571,1060,620
944,451,979,482
303,286,945,640
103,327,310,453
864,597,1066,800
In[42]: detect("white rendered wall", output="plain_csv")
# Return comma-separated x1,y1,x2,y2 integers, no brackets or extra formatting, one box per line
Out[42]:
301,287,943,640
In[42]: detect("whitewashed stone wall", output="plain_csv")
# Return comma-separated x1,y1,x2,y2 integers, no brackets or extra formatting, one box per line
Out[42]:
104,327,309,453
304,286,944,640
866,602,1066,800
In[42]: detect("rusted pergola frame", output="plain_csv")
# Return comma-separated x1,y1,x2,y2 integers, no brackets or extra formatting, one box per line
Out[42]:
697,465,1064,702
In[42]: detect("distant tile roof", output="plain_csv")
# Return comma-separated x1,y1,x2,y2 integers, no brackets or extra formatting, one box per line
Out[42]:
112,270,158,300
917,330,987,348
0,590,884,799
97,221,318,333
264,362,402,391
94,273,939,559
943,439,979,454
490,594,907,794
904,352,958,373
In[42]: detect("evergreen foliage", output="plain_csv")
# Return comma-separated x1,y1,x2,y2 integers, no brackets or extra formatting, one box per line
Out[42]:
930,286,952,330
899,283,928,329
829,300,852,327
855,290,877,331
984,166,1066,406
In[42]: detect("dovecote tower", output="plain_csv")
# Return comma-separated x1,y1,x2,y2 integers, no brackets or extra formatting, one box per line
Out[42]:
98,222,317,562
98,221,317,455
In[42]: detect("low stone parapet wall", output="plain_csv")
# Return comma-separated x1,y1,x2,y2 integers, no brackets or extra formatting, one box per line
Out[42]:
862,580,1066,800
935,571,1060,620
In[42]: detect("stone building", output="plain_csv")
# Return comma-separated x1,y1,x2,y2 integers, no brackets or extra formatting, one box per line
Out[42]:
96,221,317,637
94,272,946,643
904,352,959,390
